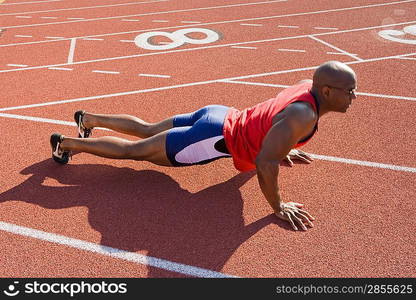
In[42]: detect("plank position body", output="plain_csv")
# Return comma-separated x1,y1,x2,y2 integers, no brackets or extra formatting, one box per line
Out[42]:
50,61,357,231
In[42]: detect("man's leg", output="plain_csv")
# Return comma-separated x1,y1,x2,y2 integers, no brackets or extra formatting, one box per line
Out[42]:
81,112,174,138
60,131,172,166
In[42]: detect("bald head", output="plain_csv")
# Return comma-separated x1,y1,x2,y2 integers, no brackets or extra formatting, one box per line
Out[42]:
313,61,356,89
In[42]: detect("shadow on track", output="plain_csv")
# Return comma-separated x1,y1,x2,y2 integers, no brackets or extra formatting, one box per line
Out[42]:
0,158,289,277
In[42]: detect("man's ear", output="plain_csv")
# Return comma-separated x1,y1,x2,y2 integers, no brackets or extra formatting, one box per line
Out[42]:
321,86,330,98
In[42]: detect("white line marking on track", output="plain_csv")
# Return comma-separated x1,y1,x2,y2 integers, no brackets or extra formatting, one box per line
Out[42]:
0,221,236,278
92,70,120,74
7,64,29,67
0,112,414,173
181,21,201,24
231,46,258,49
121,19,140,22
278,48,306,52
41,16,58,19
82,38,104,41
395,57,416,61
240,23,263,27
2,0,61,5
139,73,171,78
327,51,359,56
220,80,416,101
15,35,33,38
152,20,169,23
278,25,299,28
48,67,73,71
308,35,362,61
0,0,168,17
120,40,135,43
45,36,65,39
314,26,339,30
1,0,288,29
67,38,77,64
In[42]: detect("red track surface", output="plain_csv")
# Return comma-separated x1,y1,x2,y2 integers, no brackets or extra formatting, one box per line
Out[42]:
0,0,415,278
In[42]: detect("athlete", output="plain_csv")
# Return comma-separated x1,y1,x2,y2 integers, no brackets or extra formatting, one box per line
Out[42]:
50,61,357,231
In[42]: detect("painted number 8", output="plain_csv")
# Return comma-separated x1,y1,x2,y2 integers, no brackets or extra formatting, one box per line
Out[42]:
134,28,220,50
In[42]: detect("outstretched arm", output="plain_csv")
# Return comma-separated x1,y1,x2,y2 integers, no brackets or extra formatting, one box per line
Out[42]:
255,103,316,231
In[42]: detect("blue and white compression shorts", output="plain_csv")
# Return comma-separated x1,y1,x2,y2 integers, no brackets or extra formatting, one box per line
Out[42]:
166,105,231,166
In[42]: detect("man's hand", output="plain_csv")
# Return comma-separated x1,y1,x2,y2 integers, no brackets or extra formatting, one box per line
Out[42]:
283,149,313,167
275,202,315,231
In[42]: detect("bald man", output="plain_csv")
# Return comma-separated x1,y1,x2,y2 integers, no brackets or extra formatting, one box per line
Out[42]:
50,60,357,231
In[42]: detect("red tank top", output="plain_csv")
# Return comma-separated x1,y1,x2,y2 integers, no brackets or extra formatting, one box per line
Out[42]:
223,82,319,172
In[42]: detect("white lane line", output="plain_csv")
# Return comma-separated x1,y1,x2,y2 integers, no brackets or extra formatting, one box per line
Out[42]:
92,70,120,74
15,35,33,38
120,40,135,43
41,16,58,19
1,0,61,5
327,51,359,56
231,46,257,49
67,38,77,64
310,154,416,173
0,221,236,278
314,26,338,30
240,23,263,26
1,51,416,113
139,73,171,78
0,112,414,174
82,38,104,41
48,67,73,71
278,25,299,28
2,5,416,50
278,48,306,52
220,80,416,101
181,21,201,24
395,57,416,61
7,64,29,67
121,19,140,22
308,35,363,61
1,0,288,29
45,36,65,39
152,20,169,23
0,0,168,17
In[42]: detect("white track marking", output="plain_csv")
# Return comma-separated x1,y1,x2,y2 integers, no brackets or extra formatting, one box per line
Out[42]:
327,51,359,56
92,70,120,74
139,73,170,78
6,64,29,67
0,221,236,278
152,20,169,23
278,48,306,52
310,154,416,173
220,80,416,101
0,0,288,29
395,56,416,60
1,0,61,5
1,51,416,113
0,0,168,16
15,16,32,19
231,46,257,49
240,23,263,27
2,19,416,73
120,40,135,43
67,18,86,20
278,25,299,28
45,36,65,39
121,19,140,22
15,35,33,38
0,112,414,173
41,16,58,19
48,67,73,71
181,21,201,24
82,37,104,41
308,35,363,61
314,26,338,30
67,38,77,64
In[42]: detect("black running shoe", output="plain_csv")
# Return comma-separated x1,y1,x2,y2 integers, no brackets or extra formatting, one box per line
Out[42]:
50,133,71,164
74,110,93,138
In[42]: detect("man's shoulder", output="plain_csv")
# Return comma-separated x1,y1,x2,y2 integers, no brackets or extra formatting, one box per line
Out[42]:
280,101,318,125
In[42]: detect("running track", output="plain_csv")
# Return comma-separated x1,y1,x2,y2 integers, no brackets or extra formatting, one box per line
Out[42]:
0,0,415,278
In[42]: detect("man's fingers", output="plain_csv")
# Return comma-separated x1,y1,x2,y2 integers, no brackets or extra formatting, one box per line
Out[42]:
296,211,314,227
285,212,298,231
289,211,307,231
297,208,315,220
286,156,294,167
